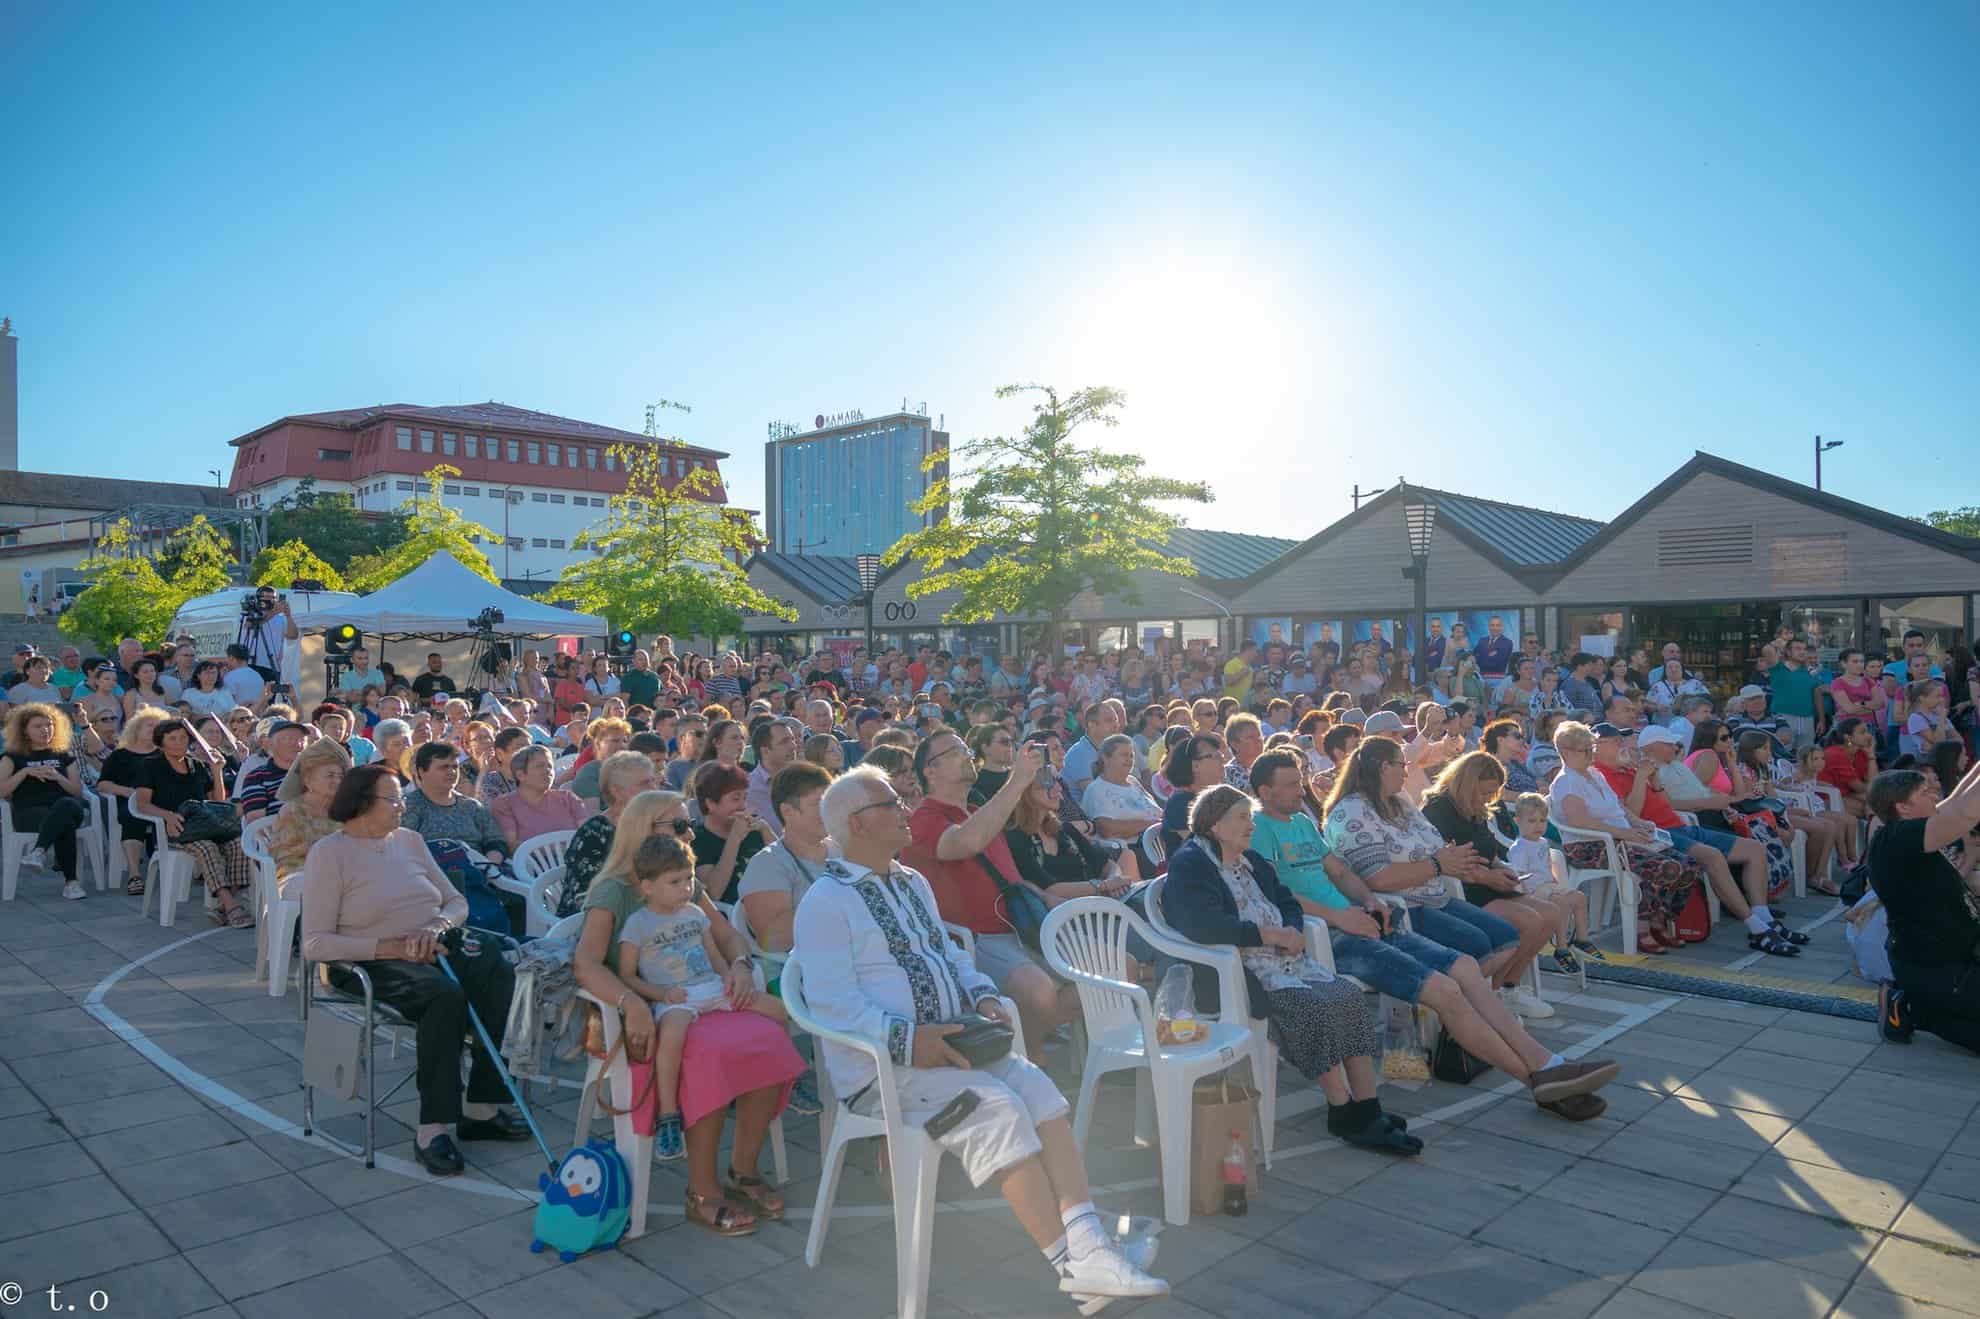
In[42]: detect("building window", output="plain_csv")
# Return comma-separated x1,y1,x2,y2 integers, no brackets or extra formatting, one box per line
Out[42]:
628,499,644,512
417,481,433,494
568,447,579,468
443,483,461,495
461,486,480,497
585,448,598,469
549,494,565,504
465,434,479,459
506,439,520,462
396,480,414,492
442,432,457,456
507,536,524,549
526,442,540,464
419,429,435,453
675,457,688,478
531,491,548,502
594,497,608,507
547,443,561,466
317,447,351,461
550,538,566,549
605,451,617,472
532,537,548,548
396,426,411,450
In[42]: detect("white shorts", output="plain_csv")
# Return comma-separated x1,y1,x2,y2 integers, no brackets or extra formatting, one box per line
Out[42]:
653,983,729,1022
851,1052,1070,1187
1522,878,1571,902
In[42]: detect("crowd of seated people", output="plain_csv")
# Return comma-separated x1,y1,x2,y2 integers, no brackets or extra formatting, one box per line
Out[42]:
6,613,1972,1233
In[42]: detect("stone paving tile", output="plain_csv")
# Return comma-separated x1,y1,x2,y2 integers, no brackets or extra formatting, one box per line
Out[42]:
0,1171,137,1242
78,1109,251,1167
1923,1152,1980,1205
1699,1047,1855,1093
1534,1163,1721,1234
1672,1072,1831,1120
106,1134,289,1205
1853,1238,1980,1316
1176,1240,1390,1318
1684,1193,1883,1281
154,1171,342,1251
1344,1160,1529,1237
1590,1286,1731,1319
0,1208,180,1288
231,1252,463,1319
1267,1196,1466,1286
1402,1241,1621,1319
54,1254,227,1319
1771,1120,1943,1186
182,1209,391,1302
1833,1282,1975,1319
1630,1094,1797,1153
1891,1192,1980,1253
1630,1235,1849,1319
1590,1125,1764,1192
1729,1151,1916,1231
1474,1192,1676,1280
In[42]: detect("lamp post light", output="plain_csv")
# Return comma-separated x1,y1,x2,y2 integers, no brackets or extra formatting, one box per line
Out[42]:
1401,491,1438,684
855,553,881,656
1815,435,1844,491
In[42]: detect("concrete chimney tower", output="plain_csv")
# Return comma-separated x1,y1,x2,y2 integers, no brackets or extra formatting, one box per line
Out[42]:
0,319,16,471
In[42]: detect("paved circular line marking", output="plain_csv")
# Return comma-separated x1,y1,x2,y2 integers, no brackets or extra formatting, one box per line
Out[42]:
82,932,1676,1217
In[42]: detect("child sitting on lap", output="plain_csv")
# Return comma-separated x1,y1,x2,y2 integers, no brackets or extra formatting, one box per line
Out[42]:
617,833,787,1160
1507,793,1602,973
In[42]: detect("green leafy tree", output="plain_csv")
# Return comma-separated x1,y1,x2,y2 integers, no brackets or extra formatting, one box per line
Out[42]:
266,477,409,574
345,465,504,591
250,539,347,591
58,520,184,648
1920,506,1980,539
158,514,237,600
884,383,1213,652
553,440,793,638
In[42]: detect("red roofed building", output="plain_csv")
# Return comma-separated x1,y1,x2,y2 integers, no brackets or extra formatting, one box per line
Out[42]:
225,401,729,581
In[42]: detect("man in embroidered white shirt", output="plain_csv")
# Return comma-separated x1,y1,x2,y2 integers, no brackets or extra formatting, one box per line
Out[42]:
792,765,1167,1312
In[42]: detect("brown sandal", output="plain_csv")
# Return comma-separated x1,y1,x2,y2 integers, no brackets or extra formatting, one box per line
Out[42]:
685,1188,756,1236
723,1169,785,1220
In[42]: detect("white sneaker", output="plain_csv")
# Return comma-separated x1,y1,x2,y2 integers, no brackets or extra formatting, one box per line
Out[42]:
61,880,86,901
1505,987,1554,1020
1060,1244,1169,1311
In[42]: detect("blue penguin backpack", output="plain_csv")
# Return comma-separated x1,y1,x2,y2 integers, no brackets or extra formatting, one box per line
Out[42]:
531,1139,633,1261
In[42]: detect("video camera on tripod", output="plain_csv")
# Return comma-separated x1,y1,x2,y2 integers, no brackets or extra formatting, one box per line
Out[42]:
463,608,509,704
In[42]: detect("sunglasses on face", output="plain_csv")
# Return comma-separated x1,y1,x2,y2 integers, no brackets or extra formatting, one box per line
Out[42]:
654,817,693,836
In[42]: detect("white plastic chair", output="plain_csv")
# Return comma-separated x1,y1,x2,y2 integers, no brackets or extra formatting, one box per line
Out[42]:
1549,816,1638,953
241,815,300,995
1,789,108,899
1041,898,1251,1227
784,954,1024,1319
129,801,200,927
1139,822,1165,868
523,865,563,936
1141,874,1286,1176
513,829,575,886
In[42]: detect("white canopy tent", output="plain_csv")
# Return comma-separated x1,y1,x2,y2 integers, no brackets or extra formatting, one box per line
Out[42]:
305,551,607,641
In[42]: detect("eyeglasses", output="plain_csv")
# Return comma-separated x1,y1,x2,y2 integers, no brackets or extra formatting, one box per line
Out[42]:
851,796,910,817
654,817,693,836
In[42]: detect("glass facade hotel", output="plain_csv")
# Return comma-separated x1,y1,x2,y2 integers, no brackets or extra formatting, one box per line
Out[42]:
765,413,947,557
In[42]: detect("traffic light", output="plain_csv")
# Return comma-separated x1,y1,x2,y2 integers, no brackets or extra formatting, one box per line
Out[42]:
324,624,361,659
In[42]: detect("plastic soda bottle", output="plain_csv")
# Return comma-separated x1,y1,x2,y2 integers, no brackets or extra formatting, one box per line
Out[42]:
1220,1131,1248,1217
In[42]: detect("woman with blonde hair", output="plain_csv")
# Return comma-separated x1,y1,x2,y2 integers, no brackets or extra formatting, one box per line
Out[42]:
97,709,170,891
589,787,698,892
553,750,662,918
0,703,90,899
264,737,350,896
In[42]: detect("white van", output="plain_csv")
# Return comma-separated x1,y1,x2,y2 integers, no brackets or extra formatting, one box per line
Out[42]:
168,585,361,710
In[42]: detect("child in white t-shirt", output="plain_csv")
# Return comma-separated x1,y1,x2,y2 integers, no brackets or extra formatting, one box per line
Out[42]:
617,833,786,1159
1507,793,1600,974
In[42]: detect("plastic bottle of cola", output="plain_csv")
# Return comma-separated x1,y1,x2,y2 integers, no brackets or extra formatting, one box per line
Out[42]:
1220,1131,1248,1217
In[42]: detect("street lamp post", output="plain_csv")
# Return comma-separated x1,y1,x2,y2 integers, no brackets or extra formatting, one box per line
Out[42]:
1815,435,1844,491
855,553,881,656
1401,491,1438,684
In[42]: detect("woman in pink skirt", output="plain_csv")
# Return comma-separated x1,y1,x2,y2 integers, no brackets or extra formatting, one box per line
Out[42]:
570,779,801,1236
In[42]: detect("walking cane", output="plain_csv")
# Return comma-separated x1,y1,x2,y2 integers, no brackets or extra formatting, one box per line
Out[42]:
437,946,558,1173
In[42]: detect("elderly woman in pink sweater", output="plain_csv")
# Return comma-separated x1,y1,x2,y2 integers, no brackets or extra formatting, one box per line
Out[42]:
300,763,533,1178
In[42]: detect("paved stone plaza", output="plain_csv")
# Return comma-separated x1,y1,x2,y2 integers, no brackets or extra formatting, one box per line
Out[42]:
1,875,1975,1319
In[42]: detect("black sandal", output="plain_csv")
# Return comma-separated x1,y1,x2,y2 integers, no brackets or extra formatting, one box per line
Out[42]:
1342,1114,1423,1156
125,875,145,896
1770,922,1811,946
1748,929,1801,958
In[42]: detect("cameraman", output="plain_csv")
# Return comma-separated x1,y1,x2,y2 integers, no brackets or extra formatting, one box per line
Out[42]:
242,586,299,680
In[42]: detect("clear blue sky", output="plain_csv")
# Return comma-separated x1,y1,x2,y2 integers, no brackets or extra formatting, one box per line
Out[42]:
5,2,1976,538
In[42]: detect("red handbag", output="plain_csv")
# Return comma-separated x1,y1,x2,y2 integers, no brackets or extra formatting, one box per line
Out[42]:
1675,883,1713,943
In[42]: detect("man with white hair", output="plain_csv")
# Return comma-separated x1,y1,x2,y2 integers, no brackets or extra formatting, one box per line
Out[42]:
793,765,1167,1312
